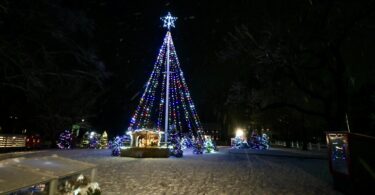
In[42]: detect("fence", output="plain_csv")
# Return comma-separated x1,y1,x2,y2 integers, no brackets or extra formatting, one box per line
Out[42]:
0,134,26,148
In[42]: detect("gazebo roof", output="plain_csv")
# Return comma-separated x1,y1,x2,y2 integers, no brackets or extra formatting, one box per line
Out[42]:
131,129,164,136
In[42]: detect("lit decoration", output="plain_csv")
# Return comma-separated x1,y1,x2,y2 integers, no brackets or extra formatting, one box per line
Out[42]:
80,131,90,148
109,135,130,156
235,128,244,138
248,131,270,150
57,130,73,149
99,131,108,149
127,12,204,154
203,135,216,153
193,137,204,154
88,131,100,149
169,131,183,157
231,128,249,149
80,131,102,149
160,12,177,30
180,135,194,150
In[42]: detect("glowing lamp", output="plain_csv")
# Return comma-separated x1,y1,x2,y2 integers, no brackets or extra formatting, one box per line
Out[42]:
89,131,95,139
235,128,244,137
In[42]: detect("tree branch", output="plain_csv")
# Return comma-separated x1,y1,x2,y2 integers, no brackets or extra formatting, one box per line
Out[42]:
261,102,325,117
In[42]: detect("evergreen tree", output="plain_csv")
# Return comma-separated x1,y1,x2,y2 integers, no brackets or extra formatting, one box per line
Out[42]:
100,131,108,149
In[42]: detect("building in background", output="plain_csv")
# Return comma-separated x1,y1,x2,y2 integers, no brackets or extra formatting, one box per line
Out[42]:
202,123,221,141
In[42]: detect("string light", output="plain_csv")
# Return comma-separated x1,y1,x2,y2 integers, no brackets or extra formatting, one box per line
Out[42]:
161,12,177,30
128,12,203,141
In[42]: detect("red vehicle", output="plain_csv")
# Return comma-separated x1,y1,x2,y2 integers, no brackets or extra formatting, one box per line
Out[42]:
25,134,42,149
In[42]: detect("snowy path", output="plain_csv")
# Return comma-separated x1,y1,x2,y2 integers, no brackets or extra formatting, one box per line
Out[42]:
22,147,340,195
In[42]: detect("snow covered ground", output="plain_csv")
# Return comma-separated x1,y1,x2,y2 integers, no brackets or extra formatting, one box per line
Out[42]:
17,147,340,194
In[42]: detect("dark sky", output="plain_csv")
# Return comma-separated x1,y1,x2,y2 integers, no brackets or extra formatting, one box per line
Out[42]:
1,0,374,137
1,0,274,136
87,1,247,133
85,0,375,135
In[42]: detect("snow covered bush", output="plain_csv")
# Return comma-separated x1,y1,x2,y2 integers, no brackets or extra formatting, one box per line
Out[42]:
58,174,101,195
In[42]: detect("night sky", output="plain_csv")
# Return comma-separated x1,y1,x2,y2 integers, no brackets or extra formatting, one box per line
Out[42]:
0,0,374,141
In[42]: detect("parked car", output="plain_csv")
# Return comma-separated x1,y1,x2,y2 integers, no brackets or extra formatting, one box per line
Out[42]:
25,134,42,149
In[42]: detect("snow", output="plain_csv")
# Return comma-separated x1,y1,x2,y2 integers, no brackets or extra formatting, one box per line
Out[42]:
13,147,340,194
0,158,54,193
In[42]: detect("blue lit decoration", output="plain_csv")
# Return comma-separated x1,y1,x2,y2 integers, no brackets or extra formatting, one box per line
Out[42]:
180,134,194,150
128,12,204,154
80,131,101,149
160,12,177,30
109,135,130,156
193,137,204,154
88,131,101,149
169,131,183,157
57,130,73,149
248,131,269,150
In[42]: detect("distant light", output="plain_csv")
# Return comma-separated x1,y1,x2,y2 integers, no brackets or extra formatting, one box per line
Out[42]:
90,131,95,139
81,118,85,122
235,128,244,137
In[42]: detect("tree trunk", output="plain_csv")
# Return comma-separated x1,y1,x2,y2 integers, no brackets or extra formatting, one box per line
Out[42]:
330,43,349,131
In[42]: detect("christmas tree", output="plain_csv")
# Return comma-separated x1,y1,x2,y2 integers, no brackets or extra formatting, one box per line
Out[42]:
204,136,215,153
128,12,204,146
100,131,108,149
80,131,90,148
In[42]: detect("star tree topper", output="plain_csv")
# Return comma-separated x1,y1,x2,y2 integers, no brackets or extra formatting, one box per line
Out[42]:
161,12,177,30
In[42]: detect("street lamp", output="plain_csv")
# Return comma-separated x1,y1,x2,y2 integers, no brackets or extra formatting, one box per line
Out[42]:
235,128,244,138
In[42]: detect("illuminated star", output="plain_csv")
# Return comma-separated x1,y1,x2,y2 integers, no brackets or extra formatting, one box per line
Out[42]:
161,12,177,30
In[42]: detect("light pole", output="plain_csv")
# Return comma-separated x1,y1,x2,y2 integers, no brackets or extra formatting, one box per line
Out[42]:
161,12,177,146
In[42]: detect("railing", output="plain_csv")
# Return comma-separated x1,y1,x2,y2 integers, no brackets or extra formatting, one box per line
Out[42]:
0,134,26,148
